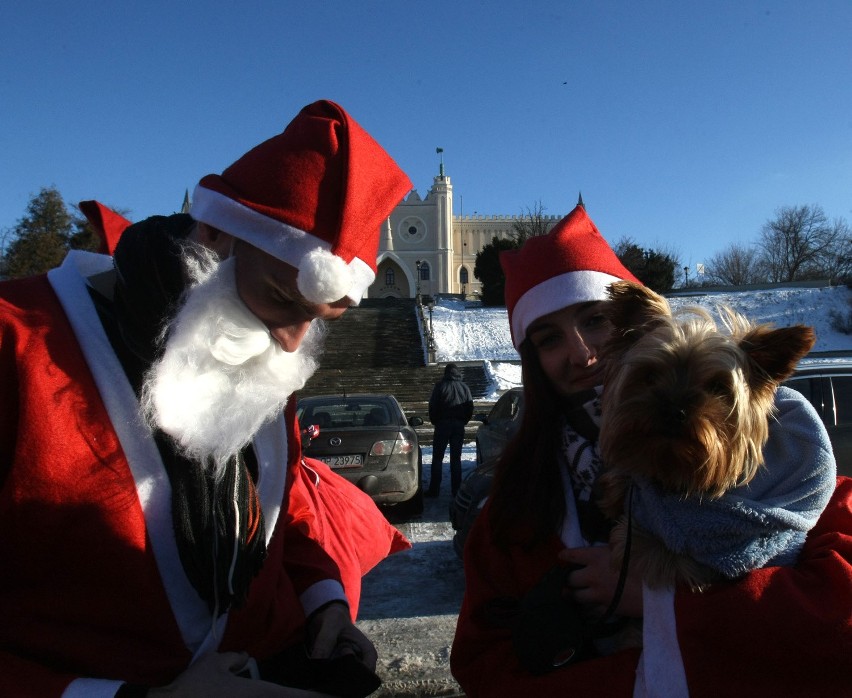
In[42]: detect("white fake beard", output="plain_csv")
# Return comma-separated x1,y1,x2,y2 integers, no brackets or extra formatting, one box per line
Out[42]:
141,253,324,473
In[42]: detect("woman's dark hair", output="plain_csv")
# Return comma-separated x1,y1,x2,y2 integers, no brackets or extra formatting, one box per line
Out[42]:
487,338,567,548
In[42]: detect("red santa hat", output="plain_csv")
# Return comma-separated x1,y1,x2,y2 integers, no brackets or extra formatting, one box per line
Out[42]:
190,100,412,304
78,200,132,256
501,204,639,350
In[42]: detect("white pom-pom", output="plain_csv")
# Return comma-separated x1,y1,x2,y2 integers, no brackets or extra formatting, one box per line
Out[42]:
297,248,353,304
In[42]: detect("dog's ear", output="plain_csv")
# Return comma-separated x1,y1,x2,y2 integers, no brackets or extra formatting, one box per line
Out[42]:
604,280,669,334
739,324,816,384
605,281,672,330
603,281,673,357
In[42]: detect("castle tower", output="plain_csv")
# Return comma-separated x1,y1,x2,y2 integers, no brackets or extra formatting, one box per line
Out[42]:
430,162,453,298
371,154,531,300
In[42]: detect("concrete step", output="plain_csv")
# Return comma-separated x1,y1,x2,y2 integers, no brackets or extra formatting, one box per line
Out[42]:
301,299,494,413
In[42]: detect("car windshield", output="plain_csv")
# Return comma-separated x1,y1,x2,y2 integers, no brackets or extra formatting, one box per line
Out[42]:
298,398,396,429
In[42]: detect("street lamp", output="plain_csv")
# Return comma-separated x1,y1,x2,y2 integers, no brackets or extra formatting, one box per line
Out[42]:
415,259,421,303
461,241,468,297
427,301,436,362
459,194,464,296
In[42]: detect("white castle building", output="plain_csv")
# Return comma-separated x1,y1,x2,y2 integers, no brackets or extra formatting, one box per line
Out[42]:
370,160,562,300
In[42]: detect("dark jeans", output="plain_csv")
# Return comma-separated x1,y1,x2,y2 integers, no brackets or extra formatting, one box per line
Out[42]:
429,418,465,495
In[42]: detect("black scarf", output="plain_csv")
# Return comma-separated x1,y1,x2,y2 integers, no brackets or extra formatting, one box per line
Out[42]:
92,214,267,614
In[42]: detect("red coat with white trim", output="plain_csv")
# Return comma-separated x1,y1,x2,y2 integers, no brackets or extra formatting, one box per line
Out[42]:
0,253,407,697
451,478,852,697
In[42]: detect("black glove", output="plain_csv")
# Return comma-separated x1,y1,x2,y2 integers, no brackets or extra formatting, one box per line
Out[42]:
257,643,381,698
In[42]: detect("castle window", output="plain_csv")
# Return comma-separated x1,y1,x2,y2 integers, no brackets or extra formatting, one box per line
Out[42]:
419,262,431,281
399,216,426,243
385,268,395,286
460,267,469,285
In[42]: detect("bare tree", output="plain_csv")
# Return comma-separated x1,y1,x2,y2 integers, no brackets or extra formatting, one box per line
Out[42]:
511,201,552,244
817,217,852,284
705,243,765,285
758,204,839,282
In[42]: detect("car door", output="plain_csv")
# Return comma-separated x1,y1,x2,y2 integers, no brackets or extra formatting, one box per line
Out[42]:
825,375,852,476
784,372,852,477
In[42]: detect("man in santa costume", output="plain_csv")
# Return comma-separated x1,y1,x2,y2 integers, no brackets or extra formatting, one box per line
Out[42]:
450,204,852,697
0,100,413,697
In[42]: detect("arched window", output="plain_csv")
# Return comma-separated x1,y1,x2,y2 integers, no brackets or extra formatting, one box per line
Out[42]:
460,267,469,285
419,262,431,281
385,268,395,286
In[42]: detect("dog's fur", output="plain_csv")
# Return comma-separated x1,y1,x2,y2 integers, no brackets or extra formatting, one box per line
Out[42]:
596,281,816,590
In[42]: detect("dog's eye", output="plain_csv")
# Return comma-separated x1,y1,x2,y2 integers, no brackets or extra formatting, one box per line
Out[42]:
708,379,728,395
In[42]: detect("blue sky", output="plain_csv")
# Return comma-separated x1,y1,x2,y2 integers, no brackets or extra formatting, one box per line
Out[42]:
1,1,850,275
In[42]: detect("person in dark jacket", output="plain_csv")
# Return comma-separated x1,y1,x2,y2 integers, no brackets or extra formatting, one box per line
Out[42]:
427,363,474,497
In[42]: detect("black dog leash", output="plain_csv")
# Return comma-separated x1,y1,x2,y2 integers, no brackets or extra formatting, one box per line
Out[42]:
598,483,634,623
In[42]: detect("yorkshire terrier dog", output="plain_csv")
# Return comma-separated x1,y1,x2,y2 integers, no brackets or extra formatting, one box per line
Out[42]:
596,280,827,591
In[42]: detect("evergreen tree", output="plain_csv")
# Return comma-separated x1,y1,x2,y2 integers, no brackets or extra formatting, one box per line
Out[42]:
639,249,677,293
1,187,73,279
474,237,519,306
613,237,677,293
68,215,105,252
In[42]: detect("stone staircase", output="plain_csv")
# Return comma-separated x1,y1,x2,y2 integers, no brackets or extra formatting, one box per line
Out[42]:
300,298,493,417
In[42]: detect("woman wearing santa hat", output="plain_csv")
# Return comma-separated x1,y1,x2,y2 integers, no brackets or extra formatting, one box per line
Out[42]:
450,204,852,696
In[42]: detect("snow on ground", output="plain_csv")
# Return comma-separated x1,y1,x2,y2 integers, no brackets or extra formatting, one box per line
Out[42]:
431,285,852,399
357,443,475,696
666,285,851,353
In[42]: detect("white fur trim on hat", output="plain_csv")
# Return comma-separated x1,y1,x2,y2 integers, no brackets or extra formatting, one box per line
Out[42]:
191,184,375,304
191,185,311,257
511,269,622,350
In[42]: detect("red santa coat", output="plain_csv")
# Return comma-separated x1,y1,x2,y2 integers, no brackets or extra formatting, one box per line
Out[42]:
451,477,852,697
0,252,408,697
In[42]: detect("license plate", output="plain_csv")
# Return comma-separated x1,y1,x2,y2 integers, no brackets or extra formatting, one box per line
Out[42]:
320,454,364,468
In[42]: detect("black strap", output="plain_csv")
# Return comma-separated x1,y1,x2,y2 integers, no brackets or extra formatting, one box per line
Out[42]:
598,484,634,624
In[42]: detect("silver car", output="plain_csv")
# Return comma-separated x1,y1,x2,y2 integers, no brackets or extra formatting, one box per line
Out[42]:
297,394,425,515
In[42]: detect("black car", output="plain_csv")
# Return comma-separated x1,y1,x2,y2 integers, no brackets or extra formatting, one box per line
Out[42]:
473,387,524,466
449,387,523,556
782,358,852,477
297,394,425,515
449,457,496,557
451,359,852,557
